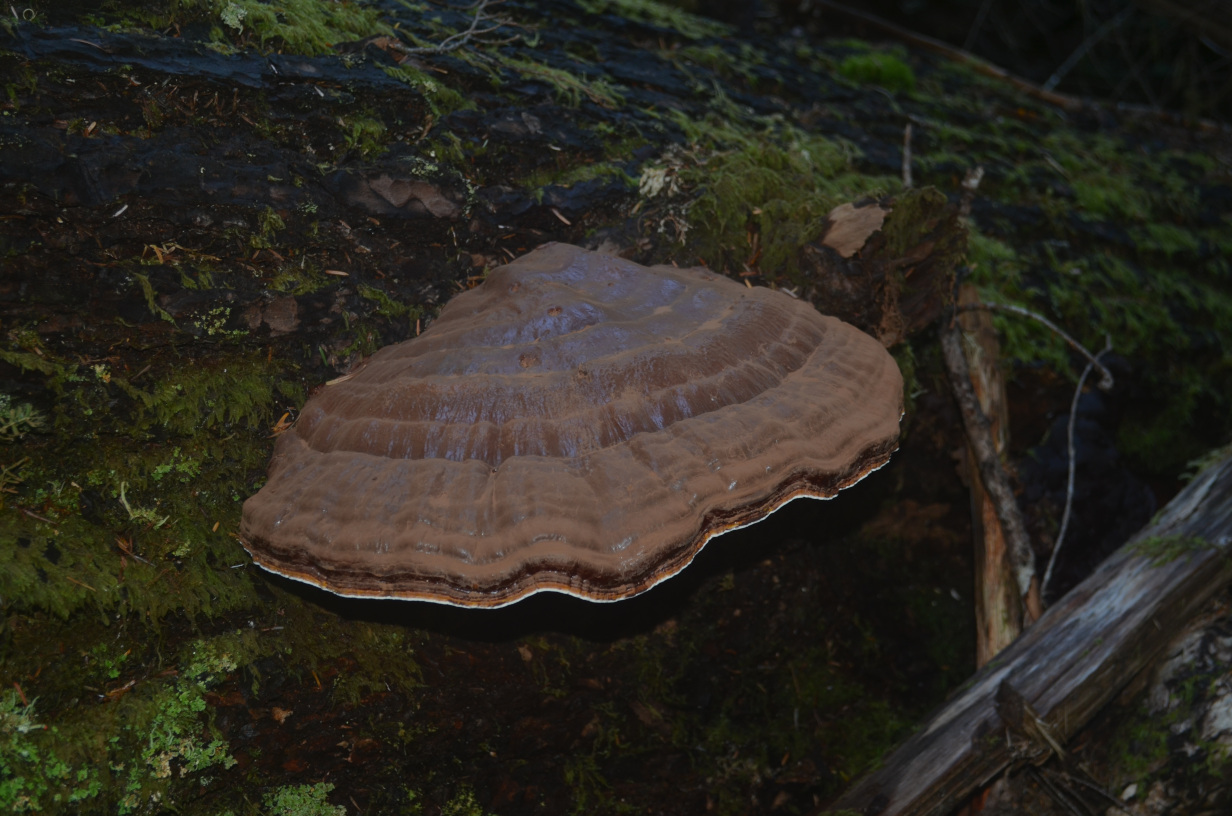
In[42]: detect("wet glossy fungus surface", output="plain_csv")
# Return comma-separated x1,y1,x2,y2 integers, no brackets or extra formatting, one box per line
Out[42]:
240,243,903,606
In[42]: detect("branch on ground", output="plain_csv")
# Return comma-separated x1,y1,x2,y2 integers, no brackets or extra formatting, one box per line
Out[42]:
389,0,519,56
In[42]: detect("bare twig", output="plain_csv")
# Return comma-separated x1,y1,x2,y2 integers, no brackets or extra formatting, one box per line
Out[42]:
955,301,1114,391
963,0,994,50
115,535,153,566
65,575,97,592
941,325,1037,607
1042,337,1113,599
1042,8,1132,92
386,0,517,57
20,507,56,525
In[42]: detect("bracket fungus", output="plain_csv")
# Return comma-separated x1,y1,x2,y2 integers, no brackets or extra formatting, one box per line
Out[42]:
240,243,903,607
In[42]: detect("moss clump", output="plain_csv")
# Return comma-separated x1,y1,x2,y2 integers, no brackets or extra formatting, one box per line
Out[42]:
183,0,395,56
0,630,263,815
839,51,916,94
1130,535,1213,566
499,57,625,109
133,355,293,436
358,283,424,322
0,349,300,622
381,64,470,116
265,782,346,816
0,396,42,443
440,786,494,816
0,691,104,813
674,43,760,84
519,160,636,195
341,114,389,159
576,0,732,40
248,205,286,251
116,638,249,814
266,262,333,295
675,118,895,283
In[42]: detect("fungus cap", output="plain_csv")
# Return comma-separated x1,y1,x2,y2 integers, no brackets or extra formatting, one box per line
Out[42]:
240,243,903,607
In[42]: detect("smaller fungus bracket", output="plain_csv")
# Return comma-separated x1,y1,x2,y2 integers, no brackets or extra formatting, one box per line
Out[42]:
240,243,904,607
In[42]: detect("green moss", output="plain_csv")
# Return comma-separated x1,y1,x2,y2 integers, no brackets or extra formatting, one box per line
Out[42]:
382,64,470,116
0,629,265,815
499,57,624,109
559,531,960,813
1183,444,1232,481
358,284,424,323
0,396,43,442
183,0,396,56
676,119,893,282
129,271,178,326
518,160,636,194
421,131,472,169
961,117,1232,477
1107,667,1230,790
135,355,289,435
563,754,622,815
1130,535,1213,566
0,347,300,622
0,691,104,813
671,42,764,87
576,0,731,40
265,782,346,816
266,262,333,295
341,114,389,159
838,51,917,94
250,205,286,250
117,638,246,814
441,786,494,816
1038,132,1193,223
1136,222,1201,258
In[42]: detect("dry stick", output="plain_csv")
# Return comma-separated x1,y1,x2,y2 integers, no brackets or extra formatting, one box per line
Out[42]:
388,0,516,56
1042,8,1132,92
955,301,1115,391
960,286,1021,667
941,326,1037,606
1041,338,1113,598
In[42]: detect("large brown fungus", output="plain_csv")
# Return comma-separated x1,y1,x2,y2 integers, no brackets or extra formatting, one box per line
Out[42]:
240,243,903,607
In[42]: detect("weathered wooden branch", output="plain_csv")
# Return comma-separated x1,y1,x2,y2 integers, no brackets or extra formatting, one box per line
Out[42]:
956,287,1022,666
831,450,1232,816
940,324,1037,609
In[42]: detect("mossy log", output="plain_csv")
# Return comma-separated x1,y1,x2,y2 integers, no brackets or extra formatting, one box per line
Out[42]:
833,449,1232,816
2,2,1230,812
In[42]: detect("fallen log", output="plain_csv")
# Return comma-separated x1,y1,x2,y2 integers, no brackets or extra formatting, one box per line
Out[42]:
832,449,1232,816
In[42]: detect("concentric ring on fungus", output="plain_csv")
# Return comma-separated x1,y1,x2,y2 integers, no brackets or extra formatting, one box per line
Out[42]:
240,243,904,607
